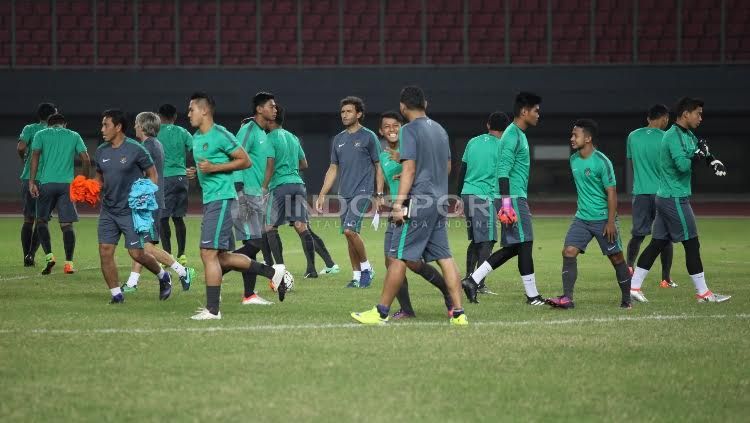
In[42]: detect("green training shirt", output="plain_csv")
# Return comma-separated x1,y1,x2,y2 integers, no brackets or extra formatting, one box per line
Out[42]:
461,133,502,199
234,119,271,196
158,123,193,177
379,148,402,201
497,123,531,199
657,124,696,198
570,149,617,221
192,123,242,204
268,128,306,190
30,127,87,184
18,122,47,180
627,127,663,195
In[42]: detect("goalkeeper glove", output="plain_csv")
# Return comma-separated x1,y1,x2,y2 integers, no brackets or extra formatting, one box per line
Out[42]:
693,138,710,159
497,197,517,226
708,159,726,176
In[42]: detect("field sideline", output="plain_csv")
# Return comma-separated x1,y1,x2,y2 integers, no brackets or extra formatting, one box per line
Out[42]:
1,216,748,422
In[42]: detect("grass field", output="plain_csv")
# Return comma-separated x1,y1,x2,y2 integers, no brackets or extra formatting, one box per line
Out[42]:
0,216,748,422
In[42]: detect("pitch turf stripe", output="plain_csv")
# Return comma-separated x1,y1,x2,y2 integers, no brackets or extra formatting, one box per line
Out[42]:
2,314,748,335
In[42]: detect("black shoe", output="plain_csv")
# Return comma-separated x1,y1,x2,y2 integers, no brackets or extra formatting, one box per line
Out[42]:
41,259,56,275
278,279,288,302
477,282,498,295
461,277,479,303
23,254,35,267
620,300,632,309
159,273,172,301
526,295,546,306
304,271,318,279
109,293,125,304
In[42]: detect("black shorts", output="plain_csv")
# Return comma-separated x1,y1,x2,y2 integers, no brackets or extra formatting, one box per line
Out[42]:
163,175,189,218
267,183,308,228
652,196,698,242
37,182,79,223
631,194,657,237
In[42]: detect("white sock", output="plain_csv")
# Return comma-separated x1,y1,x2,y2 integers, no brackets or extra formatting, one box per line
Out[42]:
690,272,709,296
471,262,493,284
170,261,187,277
521,273,539,297
157,268,167,279
110,287,122,296
353,270,361,282
126,272,140,287
631,267,649,290
360,261,372,272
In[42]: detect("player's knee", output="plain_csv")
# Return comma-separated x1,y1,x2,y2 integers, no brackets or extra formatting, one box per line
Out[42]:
343,228,357,238
200,248,217,261
35,219,48,226
562,246,578,257
405,260,423,273
60,223,73,232
608,253,625,265
98,244,115,257
128,248,145,262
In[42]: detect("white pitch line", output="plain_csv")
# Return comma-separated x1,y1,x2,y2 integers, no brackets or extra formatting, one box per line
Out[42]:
0,313,747,336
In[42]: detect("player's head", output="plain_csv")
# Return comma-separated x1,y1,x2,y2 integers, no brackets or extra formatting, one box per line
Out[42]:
253,91,277,122
188,92,215,129
340,96,365,127
487,111,510,133
268,104,285,130
675,96,704,129
101,109,127,143
647,104,669,130
135,111,161,140
399,86,427,118
514,92,542,126
379,110,403,145
37,102,58,122
570,118,598,150
46,113,66,127
158,103,178,123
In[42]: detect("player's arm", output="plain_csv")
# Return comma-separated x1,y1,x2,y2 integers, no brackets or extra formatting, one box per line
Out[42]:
198,148,250,174
79,152,91,177
694,138,727,176
669,135,693,173
28,150,41,197
456,161,467,195
315,164,338,212
262,157,275,192
144,165,158,185
391,159,415,223
603,186,618,243
17,140,27,161
299,159,308,170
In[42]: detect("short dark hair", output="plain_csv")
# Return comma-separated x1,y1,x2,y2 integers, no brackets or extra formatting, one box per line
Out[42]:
399,86,426,111
340,96,365,119
675,97,704,117
158,103,177,119
573,118,599,141
380,110,403,126
487,111,510,131
190,92,216,113
46,113,66,126
647,104,669,120
102,109,127,132
253,91,275,114
274,104,285,126
37,102,57,121
513,92,542,117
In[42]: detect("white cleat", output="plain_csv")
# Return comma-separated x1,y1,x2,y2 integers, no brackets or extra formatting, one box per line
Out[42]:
241,293,273,305
269,264,286,292
190,308,222,320
696,291,731,303
630,289,649,303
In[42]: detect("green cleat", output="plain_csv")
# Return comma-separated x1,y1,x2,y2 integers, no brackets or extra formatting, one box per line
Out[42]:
320,264,340,275
351,307,388,325
177,255,188,267
180,267,196,291
121,284,138,293
450,314,469,326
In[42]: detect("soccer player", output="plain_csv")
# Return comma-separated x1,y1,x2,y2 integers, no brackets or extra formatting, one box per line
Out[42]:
377,110,453,320
629,97,730,303
121,112,196,293
95,109,172,304
17,102,57,266
157,104,193,266
185,92,287,320
28,113,89,275
351,86,467,325
461,92,546,306
315,96,384,288
264,104,338,278
626,104,676,288
456,111,510,296
546,119,632,309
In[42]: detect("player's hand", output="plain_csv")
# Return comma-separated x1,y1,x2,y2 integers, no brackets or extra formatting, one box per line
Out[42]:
454,198,464,216
388,148,401,162
186,167,197,179
693,138,710,159
197,160,216,174
497,197,517,226
315,195,325,214
603,220,617,243
709,159,727,176
29,182,39,198
391,203,405,224
374,195,384,212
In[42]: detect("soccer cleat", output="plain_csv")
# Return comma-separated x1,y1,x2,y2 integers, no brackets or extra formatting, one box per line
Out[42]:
41,254,56,275
304,271,318,279
242,293,274,305
351,307,388,325
190,308,221,320
696,291,731,303
267,265,289,302
345,279,360,288
546,295,575,309
620,301,633,309
391,309,416,320
320,264,340,275
63,262,76,274
450,314,469,326
177,255,188,267
121,283,138,293
109,293,125,304
659,279,678,289
630,289,649,303
359,269,373,288
23,254,35,267
461,277,479,303
158,273,172,301
477,282,498,295
179,267,196,291
526,295,546,306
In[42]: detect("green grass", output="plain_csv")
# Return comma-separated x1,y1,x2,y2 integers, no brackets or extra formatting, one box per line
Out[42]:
1,216,748,422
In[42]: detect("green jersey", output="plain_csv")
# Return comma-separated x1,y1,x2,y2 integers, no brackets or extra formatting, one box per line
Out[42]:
627,127,663,194
379,148,402,200
234,119,271,195
461,133,502,199
268,128,306,190
657,124,696,198
30,127,87,184
18,122,47,180
192,123,242,204
158,123,193,177
498,123,531,199
570,149,616,221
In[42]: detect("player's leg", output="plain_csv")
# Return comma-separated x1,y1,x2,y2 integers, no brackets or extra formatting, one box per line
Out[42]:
21,180,39,265
630,197,678,301
517,241,544,305
409,260,453,314
462,195,478,278
233,239,270,304
171,175,190,264
309,227,338,272
97,209,124,302
160,217,172,255
659,242,675,287
547,218,592,308
294,221,317,277
391,256,415,319
173,217,187,260
422,213,466,324
591,217,631,308
461,244,518,303
627,195,651,270
286,185,317,277
35,184,56,275
347,196,373,285
56,184,79,274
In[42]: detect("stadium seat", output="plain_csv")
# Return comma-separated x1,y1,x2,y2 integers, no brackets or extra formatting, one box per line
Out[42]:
427,0,464,64
594,0,633,63
725,0,750,62
179,1,216,66
342,0,379,65
14,0,52,66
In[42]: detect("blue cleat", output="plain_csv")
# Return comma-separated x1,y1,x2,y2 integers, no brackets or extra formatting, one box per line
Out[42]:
159,272,172,301
359,269,373,288
109,293,125,304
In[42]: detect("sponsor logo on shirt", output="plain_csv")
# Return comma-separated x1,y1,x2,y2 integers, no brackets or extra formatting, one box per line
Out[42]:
120,157,127,164
202,143,209,151
102,158,111,163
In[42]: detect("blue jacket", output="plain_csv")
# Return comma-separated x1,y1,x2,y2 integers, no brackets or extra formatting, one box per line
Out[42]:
128,179,159,234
